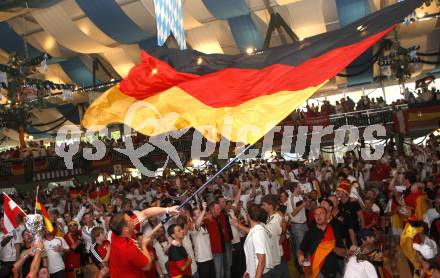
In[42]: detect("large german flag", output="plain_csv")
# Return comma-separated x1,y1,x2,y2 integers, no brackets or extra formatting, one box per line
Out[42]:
82,0,423,144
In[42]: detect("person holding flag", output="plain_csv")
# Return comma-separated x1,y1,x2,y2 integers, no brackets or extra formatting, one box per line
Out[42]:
109,205,179,277
1,193,26,277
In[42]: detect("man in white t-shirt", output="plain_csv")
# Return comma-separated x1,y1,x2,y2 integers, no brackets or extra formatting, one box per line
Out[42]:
243,204,273,278
289,183,308,274
298,174,313,194
0,222,22,277
261,195,290,278
281,164,297,183
81,212,97,256
190,203,216,278
44,229,70,278
217,177,234,199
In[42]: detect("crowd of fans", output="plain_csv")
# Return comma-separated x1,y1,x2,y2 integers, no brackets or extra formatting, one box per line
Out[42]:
2,85,440,162
0,132,439,278
287,84,440,125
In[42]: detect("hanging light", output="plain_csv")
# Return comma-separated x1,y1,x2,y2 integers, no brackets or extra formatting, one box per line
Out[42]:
356,25,366,32
196,57,203,65
246,47,254,54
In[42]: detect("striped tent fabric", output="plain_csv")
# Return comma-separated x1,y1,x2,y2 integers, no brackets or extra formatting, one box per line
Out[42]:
1,0,437,87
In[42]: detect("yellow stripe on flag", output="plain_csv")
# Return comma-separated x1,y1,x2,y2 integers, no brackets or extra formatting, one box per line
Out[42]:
400,223,423,269
415,195,429,220
36,200,53,232
83,82,327,145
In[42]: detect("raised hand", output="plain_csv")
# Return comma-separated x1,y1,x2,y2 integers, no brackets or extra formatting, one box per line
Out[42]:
167,206,179,215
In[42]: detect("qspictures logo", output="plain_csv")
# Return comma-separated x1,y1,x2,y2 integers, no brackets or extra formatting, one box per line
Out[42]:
55,102,386,177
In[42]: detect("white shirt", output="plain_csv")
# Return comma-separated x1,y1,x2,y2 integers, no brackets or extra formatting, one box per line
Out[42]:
240,194,250,219
13,224,25,246
290,195,307,224
228,211,241,244
289,172,297,183
0,230,21,262
299,182,312,194
220,184,233,199
44,237,70,274
424,208,440,228
183,234,197,274
260,181,270,194
343,257,378,278
253,187,263,205
265,213,283,266
240,181,251,193
244,224,273,278
280,170,296,182
261,180,279,195
106,230,112,242
190,226,213,262
82,225,95,253
153,241,168,275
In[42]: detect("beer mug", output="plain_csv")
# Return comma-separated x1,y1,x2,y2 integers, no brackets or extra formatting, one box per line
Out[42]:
302,258,312,277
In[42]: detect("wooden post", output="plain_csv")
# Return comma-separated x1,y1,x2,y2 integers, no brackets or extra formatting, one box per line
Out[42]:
19,126,26,149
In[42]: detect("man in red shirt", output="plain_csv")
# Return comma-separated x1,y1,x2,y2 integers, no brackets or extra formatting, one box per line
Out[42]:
217,197,233,278
370,159,391,182
63,220,83,278
109,205,178,278
205,201,226,278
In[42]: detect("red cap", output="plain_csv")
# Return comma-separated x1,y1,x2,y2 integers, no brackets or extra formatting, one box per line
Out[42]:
336,179,351,194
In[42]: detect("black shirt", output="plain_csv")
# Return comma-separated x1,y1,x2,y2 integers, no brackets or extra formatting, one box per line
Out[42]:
168,244,191,277
300,221,345,277
338,200,362,244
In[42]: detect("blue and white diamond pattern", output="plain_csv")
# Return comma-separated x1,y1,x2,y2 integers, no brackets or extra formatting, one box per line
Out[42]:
153,0,186,50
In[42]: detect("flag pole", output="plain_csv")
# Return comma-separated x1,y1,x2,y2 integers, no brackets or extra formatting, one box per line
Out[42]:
144,143,253,238
162,143,254,224
35,186,39,215
2,192,27,216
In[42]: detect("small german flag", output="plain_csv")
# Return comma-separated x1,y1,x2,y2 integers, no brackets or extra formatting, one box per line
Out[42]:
69,188,81,199
35,196,53,233
82,0,424,144
90,191,99,200
11,162,25,176
99,186,110,204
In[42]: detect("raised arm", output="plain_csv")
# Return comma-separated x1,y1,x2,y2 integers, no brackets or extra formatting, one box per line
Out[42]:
73,205,87,224
13,248,32,275
136,206,179,226
233,186,242,208
195,202,207,229
88,198,104,213
27,240,44,278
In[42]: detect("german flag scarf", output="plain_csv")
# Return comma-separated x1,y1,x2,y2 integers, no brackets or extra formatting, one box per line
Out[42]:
310,224,336,278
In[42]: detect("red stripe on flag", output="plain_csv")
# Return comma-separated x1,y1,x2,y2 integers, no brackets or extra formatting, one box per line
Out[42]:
120,26,395,108
90,191,99,200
